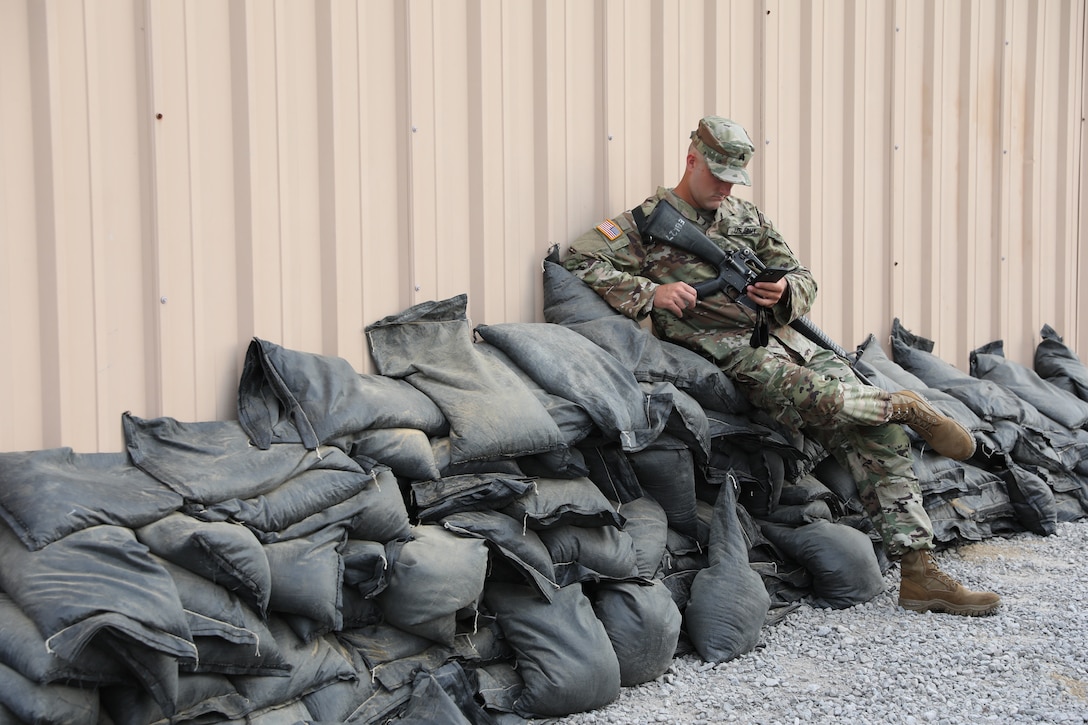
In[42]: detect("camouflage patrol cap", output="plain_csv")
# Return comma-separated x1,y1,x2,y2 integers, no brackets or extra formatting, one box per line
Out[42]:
691,116,754,186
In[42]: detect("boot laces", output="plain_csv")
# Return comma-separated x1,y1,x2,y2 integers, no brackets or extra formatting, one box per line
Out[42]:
921,553,960,589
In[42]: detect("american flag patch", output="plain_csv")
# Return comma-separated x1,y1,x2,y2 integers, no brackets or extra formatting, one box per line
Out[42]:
596,219,623,241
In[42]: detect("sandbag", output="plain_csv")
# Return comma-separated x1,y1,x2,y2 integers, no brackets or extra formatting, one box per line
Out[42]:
0,660,101,724
349,428,442,481
627,442,701,538
0,447,183,551
412,473,536,522
123,414,314,503
613,495,670,578
136,511,272,617
264,524,347,637
236,337,449,450
972,340,1088,430
484,582,621,718
1034,324,1088,401
538,524,640,584
502,477,625,531
474,321,673,453
542,250,747,414
157,558,291,677
578,442,643,504
683,471,770,663
377,524,489,646
366,295,565,464
102,673,249,725
759,519,885,609
440,509,559,600
0,593,127,687
590,580,681,686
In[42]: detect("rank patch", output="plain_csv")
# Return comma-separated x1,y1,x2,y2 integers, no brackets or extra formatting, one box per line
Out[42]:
596,219,623,241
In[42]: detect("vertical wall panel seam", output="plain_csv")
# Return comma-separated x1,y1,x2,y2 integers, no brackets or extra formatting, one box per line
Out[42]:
80,0,106,449
141,0,165,417
28,0,62,445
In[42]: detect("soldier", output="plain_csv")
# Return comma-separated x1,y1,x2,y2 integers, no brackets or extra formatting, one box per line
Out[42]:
563,115,1000,617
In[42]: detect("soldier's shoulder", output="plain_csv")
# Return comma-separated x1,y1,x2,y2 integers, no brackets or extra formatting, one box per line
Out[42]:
715,196,766,236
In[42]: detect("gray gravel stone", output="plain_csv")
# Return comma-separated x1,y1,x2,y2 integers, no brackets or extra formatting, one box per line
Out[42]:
556,520,1088,724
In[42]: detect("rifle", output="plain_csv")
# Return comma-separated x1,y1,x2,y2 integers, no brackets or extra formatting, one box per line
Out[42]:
633,199,866,377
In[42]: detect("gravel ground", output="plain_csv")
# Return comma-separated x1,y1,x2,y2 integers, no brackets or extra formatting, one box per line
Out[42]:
556,520,1088,725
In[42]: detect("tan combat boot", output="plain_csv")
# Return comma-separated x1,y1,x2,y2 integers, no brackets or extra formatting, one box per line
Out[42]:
889,390,976,460
898,549,1001,616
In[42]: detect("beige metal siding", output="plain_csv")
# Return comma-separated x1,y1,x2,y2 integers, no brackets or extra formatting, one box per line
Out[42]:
1,0,1084,453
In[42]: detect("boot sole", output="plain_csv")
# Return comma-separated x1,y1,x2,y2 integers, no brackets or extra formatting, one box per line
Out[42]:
898,597,1000,617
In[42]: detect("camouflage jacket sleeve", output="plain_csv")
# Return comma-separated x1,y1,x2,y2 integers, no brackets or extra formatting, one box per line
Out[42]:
561,191,684,320
710,197,818,328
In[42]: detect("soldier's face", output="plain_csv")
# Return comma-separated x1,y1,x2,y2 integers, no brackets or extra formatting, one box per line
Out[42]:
690,154,734,210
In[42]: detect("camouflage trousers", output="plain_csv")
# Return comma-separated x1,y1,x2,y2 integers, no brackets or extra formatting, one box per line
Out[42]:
719,342,934,556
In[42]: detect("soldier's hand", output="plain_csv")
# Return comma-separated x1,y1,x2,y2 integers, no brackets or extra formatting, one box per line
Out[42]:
745,277,788,307
654,282,699,318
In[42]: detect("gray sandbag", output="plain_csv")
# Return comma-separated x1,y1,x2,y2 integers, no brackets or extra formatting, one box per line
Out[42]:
236,336,449,451
123,414,314,502
0,661,100,724
913,449,971,496
428,437,528,478
412,473,537,522
542,250,747,414
342,539,389,598
855,334,992,436
683,471,770,663
264,524,347,638
644,381,712,463
811,454,864,515
999,459,1059,535
578,441,643,504
365,295,565,464
538,524,641,585
0,521,195,716
157,558,291,676
778,473,843,517
476,341,595,480
972,339,1088,430
760,500,834,525
541,249,625,325
759,519,885,609
349,428,442,481
0,447,183,550
474,661,523,715
1035,324,1088,401
613,495,670,578
136,511,272,617
589,580,681,686
923,473,1018,544
230,617,356,713
474,321,673,453
345,464,413,544
190,447,375,536
0,592,128,687
394,661,496,725
440,509,559,600
301,645,380,723
889,320,1027,423
627,439,701,538
484,581,621,718
377,524,490,646
102,673,250,725
502,476,625,531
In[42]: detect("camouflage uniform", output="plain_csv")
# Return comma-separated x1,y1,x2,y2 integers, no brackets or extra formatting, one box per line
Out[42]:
564,183,933,555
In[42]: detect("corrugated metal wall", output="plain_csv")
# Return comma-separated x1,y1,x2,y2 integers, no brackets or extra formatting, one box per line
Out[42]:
1,0,1085,454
